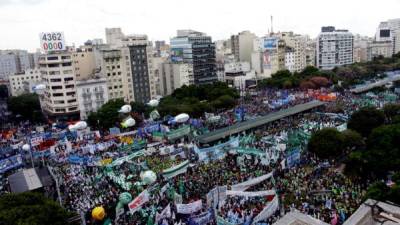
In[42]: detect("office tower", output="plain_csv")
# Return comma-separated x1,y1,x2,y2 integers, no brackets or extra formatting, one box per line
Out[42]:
230,31,257,64
375,18,400,54
170,30,217,84
317,26,354,70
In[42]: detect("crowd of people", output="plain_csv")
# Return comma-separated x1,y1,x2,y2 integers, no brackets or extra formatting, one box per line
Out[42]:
0,87,398,225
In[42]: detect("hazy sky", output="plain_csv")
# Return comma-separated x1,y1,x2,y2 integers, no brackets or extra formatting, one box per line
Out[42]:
1,0,399,51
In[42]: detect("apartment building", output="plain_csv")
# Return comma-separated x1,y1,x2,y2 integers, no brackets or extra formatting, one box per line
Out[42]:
76,77,108,120
9,69,42,96
317,26,354,70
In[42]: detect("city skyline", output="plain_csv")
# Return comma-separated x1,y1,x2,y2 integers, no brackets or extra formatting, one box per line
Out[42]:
0,0,399,51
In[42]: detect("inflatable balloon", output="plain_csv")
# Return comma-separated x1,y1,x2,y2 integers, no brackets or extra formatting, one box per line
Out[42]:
68,121,87,131
140,170,157,185
118,105,132,113
119,192,132,205
92,206,105,221
121,117,135,128
174,113,189,123
33,84,46,91
147,99,159,107
22,144,30,151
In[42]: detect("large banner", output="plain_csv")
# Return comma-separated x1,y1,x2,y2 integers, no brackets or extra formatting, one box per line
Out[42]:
226,190,276,197
0,154,23,173
176,200,202,214
194,137,239,162
128,190,150,214
162,160,190,179
251,195,279,225
231,172,274,191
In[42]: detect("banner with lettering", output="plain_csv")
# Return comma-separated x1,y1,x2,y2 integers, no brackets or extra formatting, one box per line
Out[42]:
0,154,23,173
155,204,171,224
176,200,202,214
188,209,214,225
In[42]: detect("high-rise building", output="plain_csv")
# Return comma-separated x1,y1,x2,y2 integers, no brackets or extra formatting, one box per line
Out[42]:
368,41,394,60
230,31,257,64
305,39,316,67
39,51,80,119
73,44,96,81
353,35,371,63
100,49,132,102
0,50,36,80
170,30,217,84
317,26,354,70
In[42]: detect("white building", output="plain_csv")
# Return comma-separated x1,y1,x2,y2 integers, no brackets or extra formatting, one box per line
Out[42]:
317,26,354,70
224,62,254,89
76,77,109,120
9,69,42,96
354,35,371,63
0,50,36,80
39,51,80,119
280,32,307,72
105,28,124,48
368,41,394,60
284,48,296,72
159,62,194,96
375,18,400,55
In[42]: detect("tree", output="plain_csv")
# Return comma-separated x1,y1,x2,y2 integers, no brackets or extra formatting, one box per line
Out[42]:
0,85,8,99
364,124,400,176
87,99,125,130
344,151,368,178
383,103,400,123
342,129,365,151
308,128,344,159
7,93,43,122
364,182,391,202
0,192,74,225
347,107,385,137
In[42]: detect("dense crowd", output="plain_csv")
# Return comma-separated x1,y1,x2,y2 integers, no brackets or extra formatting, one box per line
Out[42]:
0,87,398,225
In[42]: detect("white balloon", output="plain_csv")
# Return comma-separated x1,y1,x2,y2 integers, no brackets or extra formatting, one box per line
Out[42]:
174,113,189,123
140,170,157,185
147,99,159,107
118,105,132,113
68,121,87,131
22,144,30,151
121,117,135,128
33,84,46,90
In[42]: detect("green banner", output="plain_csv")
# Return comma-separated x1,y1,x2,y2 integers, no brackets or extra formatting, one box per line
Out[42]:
167,125,190,140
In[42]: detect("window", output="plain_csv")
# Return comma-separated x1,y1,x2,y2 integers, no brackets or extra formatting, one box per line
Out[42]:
69,107,77,111
53,93,63,97
54,100,65,104
50,78,62,82
64,77,73,81
61,55,71,60
66,92,75,96
51,86,62,90
65,84,74,89
62,62,72,67
67,99,76,103
47,56,58,60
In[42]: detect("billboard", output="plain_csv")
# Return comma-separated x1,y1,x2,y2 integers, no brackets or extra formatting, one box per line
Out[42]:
263,50,272,69
39,32,66,52
170,48,184,62
263,38,277,50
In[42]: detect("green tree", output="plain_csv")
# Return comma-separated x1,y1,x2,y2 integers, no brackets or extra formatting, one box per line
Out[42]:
344,151,367,178
383,103,400,124
87,98,125,130
0,85,8,99
308,128,344,159
0,192,74,225
342,129,365,151
364,182,390,202
365,124,400,176
7,93,43,122
347,107,385,137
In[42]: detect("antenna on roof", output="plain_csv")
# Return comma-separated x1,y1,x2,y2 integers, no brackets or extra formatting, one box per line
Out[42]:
271,15,274,34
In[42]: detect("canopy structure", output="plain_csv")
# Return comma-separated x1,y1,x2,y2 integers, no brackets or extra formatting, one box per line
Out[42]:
8,168,53,193
197,100,325,144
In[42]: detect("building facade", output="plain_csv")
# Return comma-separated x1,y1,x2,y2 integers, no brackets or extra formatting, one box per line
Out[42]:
317,26,354,70
9,69,42,96
170,30,217,84
39,51,80,119
230,31,257,64
76,77,108,120
159,62,194,96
